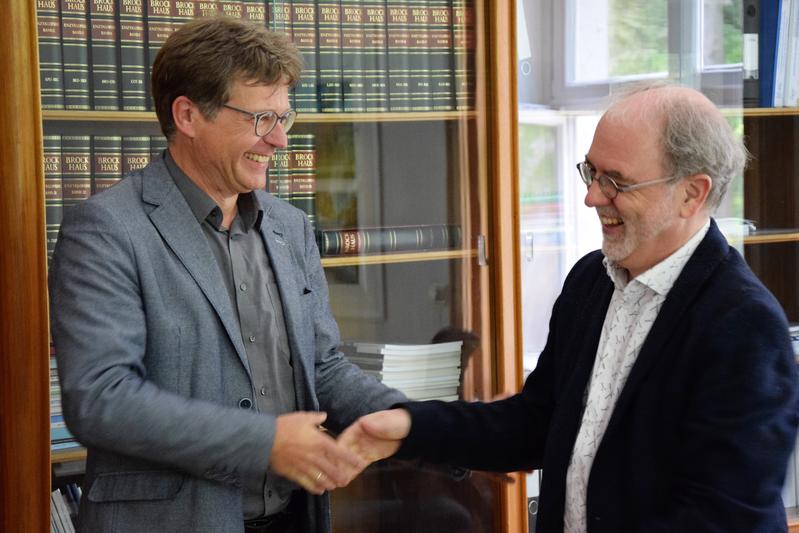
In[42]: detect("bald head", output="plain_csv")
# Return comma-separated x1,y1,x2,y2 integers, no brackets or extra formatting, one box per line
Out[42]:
600,82,748,211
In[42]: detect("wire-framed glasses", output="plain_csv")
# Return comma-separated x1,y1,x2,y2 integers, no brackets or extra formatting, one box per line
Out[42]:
576,161,680,199
222,104,297,137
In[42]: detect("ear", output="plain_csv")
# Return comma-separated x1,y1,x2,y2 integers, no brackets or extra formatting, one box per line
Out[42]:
679,173,712,218
171,95,201,139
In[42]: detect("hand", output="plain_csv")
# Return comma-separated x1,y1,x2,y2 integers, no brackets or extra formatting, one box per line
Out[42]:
269,411,367,495
338,408,412,465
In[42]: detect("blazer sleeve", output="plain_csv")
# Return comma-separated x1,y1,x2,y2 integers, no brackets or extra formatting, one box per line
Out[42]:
293,213,408,433
50,199,277,493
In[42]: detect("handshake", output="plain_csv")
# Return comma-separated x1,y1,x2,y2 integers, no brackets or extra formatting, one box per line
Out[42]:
269,408,412,495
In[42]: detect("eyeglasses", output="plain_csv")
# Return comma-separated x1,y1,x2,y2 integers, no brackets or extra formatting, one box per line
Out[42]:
222,104,297,137
576,161,680,199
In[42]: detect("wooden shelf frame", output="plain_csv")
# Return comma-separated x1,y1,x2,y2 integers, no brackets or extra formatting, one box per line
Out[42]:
321,249,476,267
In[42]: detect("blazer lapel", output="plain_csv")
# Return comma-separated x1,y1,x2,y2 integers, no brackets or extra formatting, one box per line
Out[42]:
259,212,315,399
603,221,729,438
142,163,251,375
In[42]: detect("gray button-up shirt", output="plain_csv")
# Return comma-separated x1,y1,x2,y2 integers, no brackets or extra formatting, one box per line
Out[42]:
165,151,297,519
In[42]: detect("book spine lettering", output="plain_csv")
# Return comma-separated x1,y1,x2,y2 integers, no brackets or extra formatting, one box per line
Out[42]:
172,0,198,27
196,0,221,16
428,0,452,110
219,0,244,18
61,0,91,110
146,1,175,111
407,0,431,111
92,136,123,193
37,0,66,110
242,0,267,24
90,0,121,110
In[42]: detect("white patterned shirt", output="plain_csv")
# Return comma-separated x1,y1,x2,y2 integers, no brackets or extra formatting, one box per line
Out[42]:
563,220,710,533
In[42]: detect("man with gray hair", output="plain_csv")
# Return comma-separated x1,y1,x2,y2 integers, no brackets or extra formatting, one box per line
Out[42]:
341,82,799,532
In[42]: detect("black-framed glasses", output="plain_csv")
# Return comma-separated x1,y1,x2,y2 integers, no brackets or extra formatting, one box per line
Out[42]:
222,104,297,137
576,161,680,199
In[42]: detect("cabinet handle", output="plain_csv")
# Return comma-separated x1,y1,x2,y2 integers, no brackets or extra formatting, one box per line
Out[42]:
477,235,488,266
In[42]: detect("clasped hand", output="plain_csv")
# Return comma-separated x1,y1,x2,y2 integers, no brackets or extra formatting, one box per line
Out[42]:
270,409,410,494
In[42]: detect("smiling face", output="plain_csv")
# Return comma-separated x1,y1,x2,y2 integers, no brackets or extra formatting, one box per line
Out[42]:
179,79,291,202
584,100,688,278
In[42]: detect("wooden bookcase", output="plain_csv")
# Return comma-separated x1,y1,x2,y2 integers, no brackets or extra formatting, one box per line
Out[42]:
0,1,525,532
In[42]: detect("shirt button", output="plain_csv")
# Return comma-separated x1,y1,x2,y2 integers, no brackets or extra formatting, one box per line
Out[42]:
238,398,253,409
259,387,267,396
248,335,256,343
240,282,247,291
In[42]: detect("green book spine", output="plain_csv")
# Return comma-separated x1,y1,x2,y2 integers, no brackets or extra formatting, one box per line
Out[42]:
341,0,367,112
269,1,295,107
242,0,268,25
407,0,430,111
62,135,92,211
318,223,461,255
150,135,168,160
146,1,175,111
363,1,388,112
386,0,411,111
92,136,123,194
37,0,66,110
428,0,452,110
122,136,151,173
196,0,221,16
43,135,63,263
291,0,319,112
451,0,473,111
219,0,244,18
317,0,343,112
90,0,121,110
61,0,91,110
172,0,198,28
118,0,148,111
289,133,316,228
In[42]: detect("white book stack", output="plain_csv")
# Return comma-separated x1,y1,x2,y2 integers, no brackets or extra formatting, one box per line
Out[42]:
349,340,463,401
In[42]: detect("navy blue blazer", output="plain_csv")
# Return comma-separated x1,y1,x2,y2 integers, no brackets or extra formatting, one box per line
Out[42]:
400,220,799,532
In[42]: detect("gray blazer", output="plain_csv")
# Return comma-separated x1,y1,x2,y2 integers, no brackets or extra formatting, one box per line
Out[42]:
49,157,406,532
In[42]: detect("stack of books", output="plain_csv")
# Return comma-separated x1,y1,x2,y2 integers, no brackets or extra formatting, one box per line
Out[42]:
50,355,80,453
348,340,462,401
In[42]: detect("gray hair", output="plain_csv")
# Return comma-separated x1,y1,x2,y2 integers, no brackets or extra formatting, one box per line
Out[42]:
607,80,749,211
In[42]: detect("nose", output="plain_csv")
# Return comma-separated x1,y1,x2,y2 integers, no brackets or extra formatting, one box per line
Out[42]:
584,180,610,208
262,122,289,149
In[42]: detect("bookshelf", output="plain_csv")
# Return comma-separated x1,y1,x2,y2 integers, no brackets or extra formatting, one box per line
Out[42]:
1,1,525,532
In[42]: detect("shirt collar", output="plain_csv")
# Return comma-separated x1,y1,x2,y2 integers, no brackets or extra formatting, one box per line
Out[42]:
165,149,264,231
603,218,711,295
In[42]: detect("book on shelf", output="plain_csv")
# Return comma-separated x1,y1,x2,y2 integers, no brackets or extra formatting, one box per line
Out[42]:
429,0,454,111
291,0,320,112
61,135,92,212
317,0,344,112
758,0,799,108
197,0,222,18
744,0,760,108
408,0,432,112
150,135,168,160
452,0,475,111
242,0,268,24
220,0,245,19
316,223,462,256
119,0,148,111
89,0,120,110
346,340,462,401
61,0,91,110
341,0,367,112
37,0,66,110
44,135,63,264
362,2,389,112
51,488,76,533
172,0,198,25
145,0,174,111
386,0,412,111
